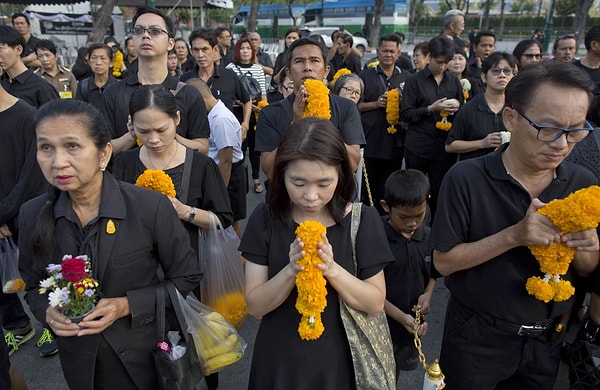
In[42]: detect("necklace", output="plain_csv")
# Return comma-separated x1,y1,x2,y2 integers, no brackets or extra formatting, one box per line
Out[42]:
145,142,179,170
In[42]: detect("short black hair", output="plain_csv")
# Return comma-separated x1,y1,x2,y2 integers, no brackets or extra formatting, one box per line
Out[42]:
0,25,26,49
36,39,57,55
505,62,594,111
11,13,30,26
482,52,516,74
132,7,174,38
585,25,600,51
287,37,329,68
383,169,430,208
189,28,217,48
379,33,401,48
474,30,496,45
428,36,454,62
87,43,113,60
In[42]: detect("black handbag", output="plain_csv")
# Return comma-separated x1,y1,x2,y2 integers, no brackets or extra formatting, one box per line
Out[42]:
154,281,208,390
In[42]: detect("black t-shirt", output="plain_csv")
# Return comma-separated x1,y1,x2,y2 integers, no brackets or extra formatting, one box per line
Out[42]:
75,75,118,110
0,68,59,108
359,65,410,159
446,92,506,161
101,73,210,140
431,146,598,323
255,93,366,153
400,68,463,160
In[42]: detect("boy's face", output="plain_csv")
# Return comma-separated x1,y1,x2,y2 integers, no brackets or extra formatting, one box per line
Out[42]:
381,201,427,239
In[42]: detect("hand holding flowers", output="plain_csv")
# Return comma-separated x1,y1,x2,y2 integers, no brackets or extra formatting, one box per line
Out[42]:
39,255,99,319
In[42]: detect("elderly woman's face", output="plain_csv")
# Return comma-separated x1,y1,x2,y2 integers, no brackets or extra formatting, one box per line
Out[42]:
338,79,362,104
36,115,110,193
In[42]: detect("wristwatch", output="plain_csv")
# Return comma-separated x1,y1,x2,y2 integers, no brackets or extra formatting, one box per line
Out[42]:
188,207,196,222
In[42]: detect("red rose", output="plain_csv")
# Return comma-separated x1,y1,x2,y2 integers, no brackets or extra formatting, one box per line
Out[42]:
61,257,88,282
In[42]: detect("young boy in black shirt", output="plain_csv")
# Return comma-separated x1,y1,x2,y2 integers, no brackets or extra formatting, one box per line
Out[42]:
380,169,436,377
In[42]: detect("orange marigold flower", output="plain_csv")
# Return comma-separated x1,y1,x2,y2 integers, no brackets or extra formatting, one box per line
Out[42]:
112,50,123,78
254,100,269,131
303,80,331,120
135,169,176,197
212,292,248,329
436,110,452,131
386,88,400,135
331,68,351,87
527,185,600,302
295,220,327,340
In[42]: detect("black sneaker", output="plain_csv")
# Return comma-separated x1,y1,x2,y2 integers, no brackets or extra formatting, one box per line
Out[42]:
4,325,36,356
37,327,58,357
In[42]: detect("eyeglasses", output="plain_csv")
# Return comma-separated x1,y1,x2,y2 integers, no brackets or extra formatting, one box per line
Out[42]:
522,53,541,59
490,67,514,76
132,26,170,37
515,108,595,143
340,86,361,97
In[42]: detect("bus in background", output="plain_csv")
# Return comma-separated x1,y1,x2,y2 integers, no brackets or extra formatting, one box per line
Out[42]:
233,4,306,38
304,0,409,37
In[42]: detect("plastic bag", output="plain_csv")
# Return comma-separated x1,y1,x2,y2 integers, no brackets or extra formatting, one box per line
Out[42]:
199,213,248,329
0,237,24,293
176,289,247,375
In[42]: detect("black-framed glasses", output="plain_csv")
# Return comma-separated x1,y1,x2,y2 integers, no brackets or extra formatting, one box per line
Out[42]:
522,53,541,59
515,108,595,143
490,67,514,76
132,26,170,37
340,86,361,96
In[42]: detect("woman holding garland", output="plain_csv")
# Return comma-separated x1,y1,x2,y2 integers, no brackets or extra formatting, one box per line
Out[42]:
240,117,394,388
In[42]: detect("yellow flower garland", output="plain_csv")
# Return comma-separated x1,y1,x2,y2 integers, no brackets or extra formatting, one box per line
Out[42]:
112,50,123,78
436,110,452,131
295,220,327,340
135,169,176,197
303,80,331,120
254,100,268,131
212,292,248,330
386,88,400,134
526,185,600,302
331,68,351,87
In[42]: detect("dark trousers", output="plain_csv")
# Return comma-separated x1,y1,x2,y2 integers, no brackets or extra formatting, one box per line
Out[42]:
242,129,260,181
440,297,563,390
404,150,453,218
0,292,29,330
0,327,9,390
361,156,404,215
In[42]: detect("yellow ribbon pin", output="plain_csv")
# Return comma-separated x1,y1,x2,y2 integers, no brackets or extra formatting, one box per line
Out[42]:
106,219,116,235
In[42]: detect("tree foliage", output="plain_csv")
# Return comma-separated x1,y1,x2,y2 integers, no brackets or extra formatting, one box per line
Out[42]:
555,0,576,17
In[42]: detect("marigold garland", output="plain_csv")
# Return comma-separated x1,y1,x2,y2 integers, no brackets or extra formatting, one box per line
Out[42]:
526,185,600,302
212,292,248,330
331,68,351,87
135,169,176,197
303,79,331,120
112,50,123,78
254,100,268,131
436,110,452,131
295,220,327,340
386,88,400,134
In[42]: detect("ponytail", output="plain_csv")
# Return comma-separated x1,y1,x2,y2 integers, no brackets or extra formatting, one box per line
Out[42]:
31,187,60,271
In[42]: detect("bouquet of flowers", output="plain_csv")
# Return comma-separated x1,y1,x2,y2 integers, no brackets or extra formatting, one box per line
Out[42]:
135,169,176,197
39,255,99,319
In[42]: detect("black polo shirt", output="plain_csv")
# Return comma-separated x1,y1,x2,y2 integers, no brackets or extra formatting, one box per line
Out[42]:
330,52,362,81
431,146,598,323
0,68,59,108
75,75,118,110
359,65,409,159
180,64,249,113
255,93,366,153
101,73,210,140
400,67,463,160
383,219,432,346
446,92,506,161
21,35,40,61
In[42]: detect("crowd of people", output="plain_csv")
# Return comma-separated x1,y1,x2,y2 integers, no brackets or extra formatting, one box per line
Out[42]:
1,5,600,389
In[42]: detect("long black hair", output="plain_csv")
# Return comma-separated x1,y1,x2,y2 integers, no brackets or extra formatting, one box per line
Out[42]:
31,100,110,266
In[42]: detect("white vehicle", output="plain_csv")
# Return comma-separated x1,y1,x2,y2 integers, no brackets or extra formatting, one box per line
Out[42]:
301,27,369,55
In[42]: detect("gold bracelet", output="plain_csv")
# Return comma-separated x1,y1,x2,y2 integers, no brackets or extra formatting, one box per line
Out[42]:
241,123,249,130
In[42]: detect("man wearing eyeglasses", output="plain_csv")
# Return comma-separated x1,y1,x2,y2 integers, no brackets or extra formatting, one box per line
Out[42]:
101,7,210,155
358,33,409,214
552,34,577,63
432,63,598,388
446,52,515,161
